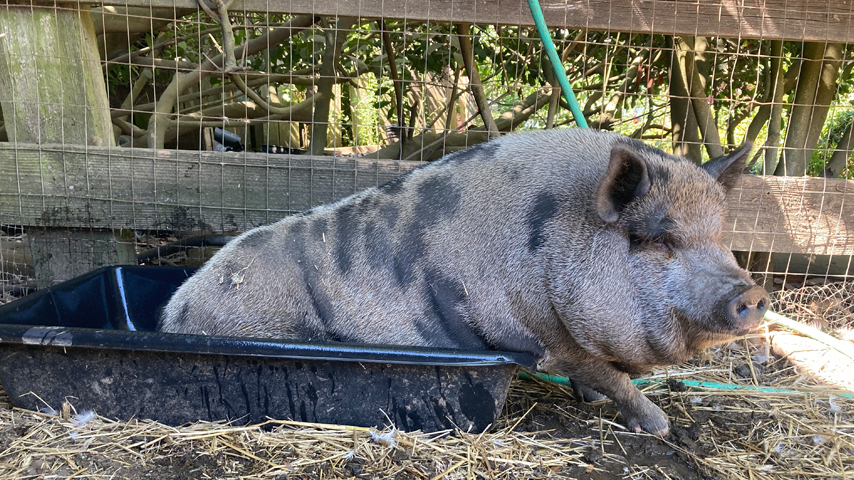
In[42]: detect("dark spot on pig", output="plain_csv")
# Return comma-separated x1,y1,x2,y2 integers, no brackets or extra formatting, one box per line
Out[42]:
352,195,378,219
365,220,393,270
362,205,398,273
176,303,191,326
381,178,405,195
503,165,521,182
416,175,461,222
239,229,273,248
379,170,414,195
393,176,461,287
527,191,559,252
393,250,419,288
299,208,315,217
380,203,399,226
459,379,495,432
440,142,499,164
284,222,307,262
419,271,487,349
306,281,335,327
285,220,336,338
335,204,357,274
289,221,306,237
311,218,328,239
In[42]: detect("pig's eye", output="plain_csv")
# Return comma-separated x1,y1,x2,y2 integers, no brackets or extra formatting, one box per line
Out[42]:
629,233,674,255
650,235,673,251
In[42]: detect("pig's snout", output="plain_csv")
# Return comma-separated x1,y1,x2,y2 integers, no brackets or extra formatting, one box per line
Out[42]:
725,284,769,330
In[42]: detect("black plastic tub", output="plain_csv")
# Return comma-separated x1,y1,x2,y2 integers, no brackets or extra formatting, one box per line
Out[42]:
0,266,534,433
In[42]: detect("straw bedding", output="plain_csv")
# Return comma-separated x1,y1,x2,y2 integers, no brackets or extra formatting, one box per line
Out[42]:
0,280,851,479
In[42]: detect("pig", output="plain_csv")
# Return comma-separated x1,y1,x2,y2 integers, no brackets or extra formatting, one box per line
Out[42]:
159,128,769,436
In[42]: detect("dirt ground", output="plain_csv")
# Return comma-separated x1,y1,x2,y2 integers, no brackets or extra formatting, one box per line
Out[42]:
0,336,850,480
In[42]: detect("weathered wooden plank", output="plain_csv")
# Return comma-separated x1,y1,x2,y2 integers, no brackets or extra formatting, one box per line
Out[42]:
2,143,854,256
0,143,422,233
723,175,854,257
86,0,854,43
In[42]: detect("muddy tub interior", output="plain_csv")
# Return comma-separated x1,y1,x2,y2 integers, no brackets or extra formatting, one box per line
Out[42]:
0,266,533,433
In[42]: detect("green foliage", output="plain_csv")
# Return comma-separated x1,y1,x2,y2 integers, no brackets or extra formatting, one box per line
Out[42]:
101,14,854,167
808,107,854,176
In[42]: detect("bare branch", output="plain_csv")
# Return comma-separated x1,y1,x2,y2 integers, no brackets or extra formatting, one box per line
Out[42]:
456,23,499,139
403,89,513,162
144,15,317,149
381,20,406,153
824,117,854,177
776,42,844,176
197,0,220,22
372,87,552,160
91,7,195,35
129,57,199,70
106,25,272,65
228,73,324,117
308,17,357,155
668,36,702,162
590,54,644,130
675,37,723,159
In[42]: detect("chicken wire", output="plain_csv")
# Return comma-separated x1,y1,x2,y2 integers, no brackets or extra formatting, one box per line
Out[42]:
0,1,853,305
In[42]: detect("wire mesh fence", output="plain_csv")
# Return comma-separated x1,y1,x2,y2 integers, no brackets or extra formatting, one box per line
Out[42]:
0,1,851,297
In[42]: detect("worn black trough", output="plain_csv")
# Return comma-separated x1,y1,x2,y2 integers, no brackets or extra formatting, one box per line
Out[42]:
0,266,533,433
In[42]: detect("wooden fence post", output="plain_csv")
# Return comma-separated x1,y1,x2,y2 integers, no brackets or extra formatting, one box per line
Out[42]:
0,3,133,286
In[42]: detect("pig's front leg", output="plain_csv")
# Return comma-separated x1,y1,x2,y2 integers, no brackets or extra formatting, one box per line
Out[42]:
549,358,671,436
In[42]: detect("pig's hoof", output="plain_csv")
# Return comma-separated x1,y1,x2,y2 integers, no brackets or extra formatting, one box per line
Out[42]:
571,381,607,402
623,405,671,437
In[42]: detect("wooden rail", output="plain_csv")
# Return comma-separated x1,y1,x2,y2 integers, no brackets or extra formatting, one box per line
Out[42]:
88,0,854,43
1,143,853,256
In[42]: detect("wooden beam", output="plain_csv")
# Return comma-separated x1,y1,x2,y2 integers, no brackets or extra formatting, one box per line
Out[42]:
2,144,854,256
724,175,854,257
86,0,854,43
0,143,421,233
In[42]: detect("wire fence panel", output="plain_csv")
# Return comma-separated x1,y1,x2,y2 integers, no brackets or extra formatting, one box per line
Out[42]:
0,1,854,294
1,2,854,479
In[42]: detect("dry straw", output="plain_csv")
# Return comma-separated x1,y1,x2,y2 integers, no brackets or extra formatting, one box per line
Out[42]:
0,283,850,479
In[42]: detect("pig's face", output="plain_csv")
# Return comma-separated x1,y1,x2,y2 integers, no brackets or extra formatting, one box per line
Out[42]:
597,142,769,361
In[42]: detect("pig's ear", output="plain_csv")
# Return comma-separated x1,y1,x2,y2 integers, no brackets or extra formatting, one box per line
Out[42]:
596,146,651,223
701,143,752,191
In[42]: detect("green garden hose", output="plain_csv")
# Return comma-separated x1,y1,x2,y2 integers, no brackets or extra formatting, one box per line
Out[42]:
526,0,589,128
519,310,854,398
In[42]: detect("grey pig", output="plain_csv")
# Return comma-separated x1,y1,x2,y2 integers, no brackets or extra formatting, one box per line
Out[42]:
160,128,770,436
